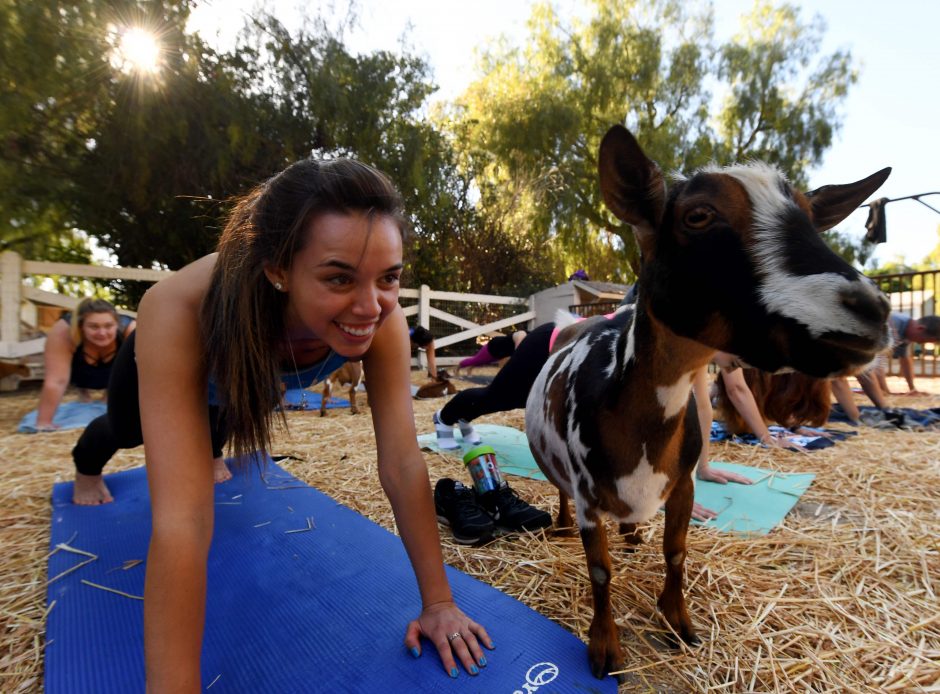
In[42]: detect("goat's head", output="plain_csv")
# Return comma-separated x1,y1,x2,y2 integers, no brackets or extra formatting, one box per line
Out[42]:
599,124,891,377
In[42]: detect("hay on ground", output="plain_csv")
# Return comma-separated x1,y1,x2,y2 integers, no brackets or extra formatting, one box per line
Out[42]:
0,374,938,692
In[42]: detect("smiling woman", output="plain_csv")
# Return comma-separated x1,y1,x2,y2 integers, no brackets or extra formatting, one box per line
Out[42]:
110,26,161,74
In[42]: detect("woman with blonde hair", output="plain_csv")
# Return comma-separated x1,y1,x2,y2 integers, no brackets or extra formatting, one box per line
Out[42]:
35,297,136,430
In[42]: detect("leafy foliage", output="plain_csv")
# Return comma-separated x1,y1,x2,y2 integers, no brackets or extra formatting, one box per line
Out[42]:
444,0,857,280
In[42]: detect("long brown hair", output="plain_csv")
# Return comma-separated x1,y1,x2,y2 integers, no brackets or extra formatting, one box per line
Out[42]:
716,369,832,434
201,158,407,460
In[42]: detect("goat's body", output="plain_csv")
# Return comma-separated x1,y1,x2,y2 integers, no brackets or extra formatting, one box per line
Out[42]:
528,308,706,525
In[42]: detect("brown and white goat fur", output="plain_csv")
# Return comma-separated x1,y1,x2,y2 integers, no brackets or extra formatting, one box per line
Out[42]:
525,125,892,681
320,361,364,416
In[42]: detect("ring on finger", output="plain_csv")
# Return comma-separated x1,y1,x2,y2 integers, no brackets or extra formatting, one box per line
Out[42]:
447,632,462,642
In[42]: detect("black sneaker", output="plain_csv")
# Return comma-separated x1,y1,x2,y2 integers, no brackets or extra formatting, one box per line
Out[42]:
434,479,495,545
475,483,552,532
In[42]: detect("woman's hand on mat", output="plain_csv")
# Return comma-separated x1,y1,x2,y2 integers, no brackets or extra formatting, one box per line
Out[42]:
34,422,60,432
691,502,718,522
696,463,753,486
761,433,805,452
405,601,494,678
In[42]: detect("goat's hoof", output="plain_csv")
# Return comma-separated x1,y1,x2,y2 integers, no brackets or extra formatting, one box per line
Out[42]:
319,412,327,418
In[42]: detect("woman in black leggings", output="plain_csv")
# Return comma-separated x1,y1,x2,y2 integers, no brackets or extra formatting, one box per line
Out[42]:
70,331,229,505
437,322,553,427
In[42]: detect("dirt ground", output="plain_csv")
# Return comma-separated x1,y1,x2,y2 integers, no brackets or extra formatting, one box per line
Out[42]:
1,371,938,692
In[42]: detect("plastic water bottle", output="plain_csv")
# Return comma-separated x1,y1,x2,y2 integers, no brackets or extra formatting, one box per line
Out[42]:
462,445,503,495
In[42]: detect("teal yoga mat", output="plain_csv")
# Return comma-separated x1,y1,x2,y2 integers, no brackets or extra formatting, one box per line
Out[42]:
419,424,814,535
45,457,617,693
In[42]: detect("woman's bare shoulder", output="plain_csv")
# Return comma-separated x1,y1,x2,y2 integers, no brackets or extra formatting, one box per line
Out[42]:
143,254,217,312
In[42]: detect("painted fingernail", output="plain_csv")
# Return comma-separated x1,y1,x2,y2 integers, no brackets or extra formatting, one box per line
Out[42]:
470,664,479,675
449,667,459,679
478,655,487,667
488,641,495,649
410,646,420,658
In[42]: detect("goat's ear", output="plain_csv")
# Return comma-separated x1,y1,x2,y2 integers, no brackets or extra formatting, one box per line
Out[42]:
805,167,891,232
598,125,666,237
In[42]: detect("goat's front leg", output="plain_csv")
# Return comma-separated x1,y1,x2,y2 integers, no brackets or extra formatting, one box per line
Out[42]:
320,381,332,417
657,471,700,647
347,384,359,414
554,490,576,535
579,513,625,682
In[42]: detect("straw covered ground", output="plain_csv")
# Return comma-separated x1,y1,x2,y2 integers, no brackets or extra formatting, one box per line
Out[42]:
1,372,938,693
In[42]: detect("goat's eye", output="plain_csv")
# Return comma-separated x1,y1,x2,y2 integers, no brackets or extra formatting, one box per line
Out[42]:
684,207,714,229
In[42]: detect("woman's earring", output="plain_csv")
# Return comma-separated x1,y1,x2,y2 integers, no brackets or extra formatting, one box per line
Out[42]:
274,282,283,291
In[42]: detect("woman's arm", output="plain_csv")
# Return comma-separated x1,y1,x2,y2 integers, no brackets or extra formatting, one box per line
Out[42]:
36,320,75,428
690,366,751,522
138,256,218,694
829,377,861,422
364,307,491,677
424,339,438,379
719,366,801,450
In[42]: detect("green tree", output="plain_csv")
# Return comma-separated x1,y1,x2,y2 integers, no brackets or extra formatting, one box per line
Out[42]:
445,0,857,280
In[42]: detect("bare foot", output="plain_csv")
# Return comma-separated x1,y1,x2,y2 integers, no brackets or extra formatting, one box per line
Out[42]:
213,457,232,483
73,473,114,505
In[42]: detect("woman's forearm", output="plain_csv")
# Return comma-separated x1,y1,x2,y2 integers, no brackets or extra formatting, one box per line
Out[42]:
144,527,211,693
380,458,452,608
36,380,68,426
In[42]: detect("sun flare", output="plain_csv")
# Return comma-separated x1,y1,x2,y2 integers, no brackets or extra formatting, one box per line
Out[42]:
113,27,161,75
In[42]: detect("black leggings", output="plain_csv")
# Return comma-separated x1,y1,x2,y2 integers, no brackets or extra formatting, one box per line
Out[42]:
439,322,554,425
72,331,229,476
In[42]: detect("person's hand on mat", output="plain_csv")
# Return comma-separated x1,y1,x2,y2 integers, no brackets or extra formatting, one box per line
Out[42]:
901,389,928,396
761,433,805,452
696,462,753,486
405,601,494,678
34,422,61,432
692,502,718,522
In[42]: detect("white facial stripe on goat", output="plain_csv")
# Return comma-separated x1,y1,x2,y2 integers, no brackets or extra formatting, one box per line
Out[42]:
613,443,670,523
656,370,695,421
713,163,875,340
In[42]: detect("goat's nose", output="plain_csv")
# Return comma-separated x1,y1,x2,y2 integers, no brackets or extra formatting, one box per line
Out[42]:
841,285,890,324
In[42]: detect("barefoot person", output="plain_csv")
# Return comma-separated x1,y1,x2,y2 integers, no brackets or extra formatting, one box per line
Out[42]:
130,158,491,690
35,298,135,430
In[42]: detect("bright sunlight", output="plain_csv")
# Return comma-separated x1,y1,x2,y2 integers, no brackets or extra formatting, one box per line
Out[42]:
111,27,161,75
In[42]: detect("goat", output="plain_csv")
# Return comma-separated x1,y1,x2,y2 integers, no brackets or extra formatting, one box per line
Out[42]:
414,372,458,399
524,125,891,682
320,362,364,416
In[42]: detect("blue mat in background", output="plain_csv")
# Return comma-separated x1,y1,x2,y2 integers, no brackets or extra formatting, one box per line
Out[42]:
420,424,814,535
18,400,106,433
281,388,350,410
46,459,616,694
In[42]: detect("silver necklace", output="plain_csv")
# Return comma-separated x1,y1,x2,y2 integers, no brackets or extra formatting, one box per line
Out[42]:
285,338,334,410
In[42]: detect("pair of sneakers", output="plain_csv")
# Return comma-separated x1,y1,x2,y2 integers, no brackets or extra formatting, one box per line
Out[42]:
433,410,480,450
434,478,553,545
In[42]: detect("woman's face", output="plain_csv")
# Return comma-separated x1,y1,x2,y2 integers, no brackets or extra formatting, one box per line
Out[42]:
80,312,119,349
276,212,403,360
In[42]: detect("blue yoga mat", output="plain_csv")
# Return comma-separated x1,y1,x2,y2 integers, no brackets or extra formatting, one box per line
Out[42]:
281,388,350,410
46,459,616,693
19,400,106,433
419,424,814,535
